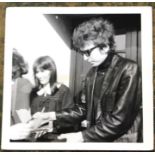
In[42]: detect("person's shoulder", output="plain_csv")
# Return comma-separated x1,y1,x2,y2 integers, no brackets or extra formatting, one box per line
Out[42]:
116,54,138,67
16,77,33,92
55,83,69,91
54,83,71,96
115,54,139,75
17,77,32,86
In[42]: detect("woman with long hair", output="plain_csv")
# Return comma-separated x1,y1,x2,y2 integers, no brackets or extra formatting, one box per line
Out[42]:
30,56,74,139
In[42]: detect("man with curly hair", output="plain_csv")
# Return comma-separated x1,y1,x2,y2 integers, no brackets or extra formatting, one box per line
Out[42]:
33,18,142,142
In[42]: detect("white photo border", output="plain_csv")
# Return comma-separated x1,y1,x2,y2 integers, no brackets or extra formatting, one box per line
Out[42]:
1,6,154,151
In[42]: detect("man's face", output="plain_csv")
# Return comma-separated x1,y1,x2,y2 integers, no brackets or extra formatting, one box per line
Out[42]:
80,41,110,67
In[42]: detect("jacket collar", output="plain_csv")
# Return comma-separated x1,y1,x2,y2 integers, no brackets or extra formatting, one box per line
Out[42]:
97,51,115,72
37,83,52,96
36,82,61,96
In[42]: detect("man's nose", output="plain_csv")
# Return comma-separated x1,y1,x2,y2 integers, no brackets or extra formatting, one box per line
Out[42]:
83,55,88,61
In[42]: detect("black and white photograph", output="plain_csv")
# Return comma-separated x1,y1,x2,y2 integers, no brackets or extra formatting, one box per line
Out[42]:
1,7,154,151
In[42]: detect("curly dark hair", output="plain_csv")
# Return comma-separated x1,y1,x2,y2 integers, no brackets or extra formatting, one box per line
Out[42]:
72,17,115,51
12,49,28,80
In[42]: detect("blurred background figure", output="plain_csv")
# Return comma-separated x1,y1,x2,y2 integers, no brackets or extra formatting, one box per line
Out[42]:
11,48,33,125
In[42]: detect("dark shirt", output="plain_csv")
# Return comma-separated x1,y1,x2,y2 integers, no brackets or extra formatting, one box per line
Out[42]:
93,72,105,124
30,84,73,115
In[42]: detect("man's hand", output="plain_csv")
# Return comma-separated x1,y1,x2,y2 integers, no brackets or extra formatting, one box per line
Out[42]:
10,123,32,140
58,132,84,143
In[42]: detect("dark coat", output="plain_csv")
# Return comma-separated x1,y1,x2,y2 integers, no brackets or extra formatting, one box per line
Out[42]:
54,53,142,142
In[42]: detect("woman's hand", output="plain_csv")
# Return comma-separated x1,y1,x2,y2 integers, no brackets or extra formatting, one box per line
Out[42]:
32,112,50,120
32,112,56,121
58,132,84,143
10,123,32,140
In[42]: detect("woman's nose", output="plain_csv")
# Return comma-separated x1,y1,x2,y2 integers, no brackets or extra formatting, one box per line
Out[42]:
36,72,42,78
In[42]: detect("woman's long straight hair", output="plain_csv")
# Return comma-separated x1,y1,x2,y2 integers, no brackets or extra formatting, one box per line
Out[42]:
33,56,57,89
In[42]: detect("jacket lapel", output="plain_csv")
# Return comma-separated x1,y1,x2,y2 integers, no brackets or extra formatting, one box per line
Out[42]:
99,54,120,98
86,67,98,127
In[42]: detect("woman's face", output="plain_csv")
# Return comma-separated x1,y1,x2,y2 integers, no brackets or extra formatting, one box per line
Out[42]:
35,69,51,86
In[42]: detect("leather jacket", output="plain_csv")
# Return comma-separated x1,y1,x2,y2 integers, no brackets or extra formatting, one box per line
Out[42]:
54,53,142,142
